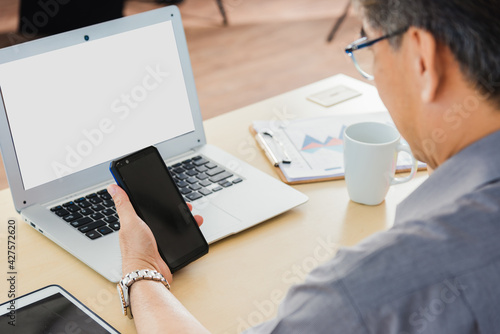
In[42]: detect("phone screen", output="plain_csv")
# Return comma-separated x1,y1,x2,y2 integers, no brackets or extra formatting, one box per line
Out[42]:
110,146,208,272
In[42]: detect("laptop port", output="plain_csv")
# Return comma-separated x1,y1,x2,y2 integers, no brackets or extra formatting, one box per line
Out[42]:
30,222,36,228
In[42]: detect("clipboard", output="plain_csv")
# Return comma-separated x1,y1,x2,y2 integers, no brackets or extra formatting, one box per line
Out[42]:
250,112,427,185
250,125,344,184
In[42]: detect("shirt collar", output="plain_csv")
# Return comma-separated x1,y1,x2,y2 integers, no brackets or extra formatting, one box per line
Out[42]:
396,130,500,223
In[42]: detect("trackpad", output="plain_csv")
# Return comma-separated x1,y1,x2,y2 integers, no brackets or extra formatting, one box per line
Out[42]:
193,200,241,243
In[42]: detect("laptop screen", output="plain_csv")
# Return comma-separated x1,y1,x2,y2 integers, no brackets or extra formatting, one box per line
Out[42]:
0,20,195,191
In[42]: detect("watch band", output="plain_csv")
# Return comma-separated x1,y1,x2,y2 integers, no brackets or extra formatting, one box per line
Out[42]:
117,269,170,318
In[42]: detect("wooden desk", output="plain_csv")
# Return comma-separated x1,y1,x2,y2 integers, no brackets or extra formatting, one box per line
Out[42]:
0,75,427,333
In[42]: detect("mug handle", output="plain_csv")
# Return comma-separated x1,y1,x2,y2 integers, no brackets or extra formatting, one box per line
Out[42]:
390,143,418,185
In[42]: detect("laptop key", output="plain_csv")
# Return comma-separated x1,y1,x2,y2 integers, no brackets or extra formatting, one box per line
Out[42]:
71,217,93,228
173,167,185,174
90,213,104,220
90,197,103,204
192,156,202,160
187,177,198,185
54,209,70,217
85,231,102,240
209,171,233,183
196,173,209,180
179,187,192,195
176,173,188,180
63,201,74,207
206,167,224,176
189,184,202,191
199,188,212,196
220,181,233,188
77,200,92,208
101,208,115,216
212,186,223,192
176,180,189,188
199,180,212,187
63,213,83,222
104,216,118,223
78,220,106,233
79,208,94,216
183,163,195,170
66,204,81,213
172,162,183,168
50,205,63,212
109,222,121,231
97,189,108,195
186,169,198,176
100,193,112,200
232,178,243,184
193,158,209,166
86,193,97,199
195,166,208,173
205,162,217,169
91,204,105,212
97,226,113,235
186,192,203,201
102,200,114,208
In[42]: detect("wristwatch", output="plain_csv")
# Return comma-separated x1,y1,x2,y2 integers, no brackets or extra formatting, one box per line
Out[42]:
117,269,170,318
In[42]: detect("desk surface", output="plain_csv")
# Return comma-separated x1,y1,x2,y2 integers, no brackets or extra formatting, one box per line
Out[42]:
0,75,427,333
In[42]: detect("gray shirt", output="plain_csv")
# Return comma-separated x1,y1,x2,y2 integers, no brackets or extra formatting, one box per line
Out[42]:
246,130,500,333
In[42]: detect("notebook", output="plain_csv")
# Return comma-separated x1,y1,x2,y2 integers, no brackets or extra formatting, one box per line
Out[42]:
0,6,308,282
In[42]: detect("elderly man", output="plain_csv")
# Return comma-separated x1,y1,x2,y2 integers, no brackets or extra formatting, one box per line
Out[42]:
108,0,500,332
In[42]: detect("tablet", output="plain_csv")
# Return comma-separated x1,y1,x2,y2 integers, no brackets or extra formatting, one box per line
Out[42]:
0,285,119,333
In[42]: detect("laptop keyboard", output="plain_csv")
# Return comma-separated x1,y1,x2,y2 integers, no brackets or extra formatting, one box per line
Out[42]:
169,155,242,201
50,189,118,240
49,155,242,240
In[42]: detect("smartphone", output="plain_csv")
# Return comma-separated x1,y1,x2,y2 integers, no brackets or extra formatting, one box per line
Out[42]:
110,146,208,272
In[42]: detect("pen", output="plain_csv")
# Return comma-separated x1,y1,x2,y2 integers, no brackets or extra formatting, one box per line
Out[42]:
262,131,292,164
255,132,280,166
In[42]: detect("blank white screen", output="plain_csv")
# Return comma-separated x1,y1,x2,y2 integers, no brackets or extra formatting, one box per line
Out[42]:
0,21,195,190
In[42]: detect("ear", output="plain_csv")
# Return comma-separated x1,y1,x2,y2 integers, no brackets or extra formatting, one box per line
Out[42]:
407,28,441,103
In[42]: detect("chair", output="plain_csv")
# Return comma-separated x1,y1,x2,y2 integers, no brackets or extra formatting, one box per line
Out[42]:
327,1,351,42
216,0,228,26
18,0,124,36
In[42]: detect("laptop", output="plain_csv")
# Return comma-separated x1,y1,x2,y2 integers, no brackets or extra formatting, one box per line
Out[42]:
0,6,308,282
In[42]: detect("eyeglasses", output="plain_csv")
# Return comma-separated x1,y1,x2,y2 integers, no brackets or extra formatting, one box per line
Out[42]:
345,26,409,80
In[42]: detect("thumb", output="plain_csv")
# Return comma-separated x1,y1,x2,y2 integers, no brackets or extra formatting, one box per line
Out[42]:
107,184,136,220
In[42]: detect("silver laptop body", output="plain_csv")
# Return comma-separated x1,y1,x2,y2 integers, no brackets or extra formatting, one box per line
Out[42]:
0,6,307,282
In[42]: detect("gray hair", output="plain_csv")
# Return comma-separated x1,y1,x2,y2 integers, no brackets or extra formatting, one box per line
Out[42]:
353,0,500,106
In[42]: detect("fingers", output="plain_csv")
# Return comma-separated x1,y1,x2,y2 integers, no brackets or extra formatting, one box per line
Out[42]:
107,184,137,222
108,184,171,279
194,215,203,227
186,202,203,227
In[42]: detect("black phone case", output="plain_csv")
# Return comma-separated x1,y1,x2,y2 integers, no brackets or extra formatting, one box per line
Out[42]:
109,146,208,272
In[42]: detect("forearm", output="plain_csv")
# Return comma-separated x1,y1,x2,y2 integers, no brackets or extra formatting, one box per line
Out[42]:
130,280,211,334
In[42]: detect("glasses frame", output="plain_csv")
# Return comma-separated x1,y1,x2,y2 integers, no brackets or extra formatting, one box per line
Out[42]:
345,26,409,80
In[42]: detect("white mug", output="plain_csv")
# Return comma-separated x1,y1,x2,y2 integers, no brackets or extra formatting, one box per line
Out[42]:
343,122,418,205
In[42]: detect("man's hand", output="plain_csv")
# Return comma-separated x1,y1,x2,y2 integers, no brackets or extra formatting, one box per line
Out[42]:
108,185,210,334
107,184,203,282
